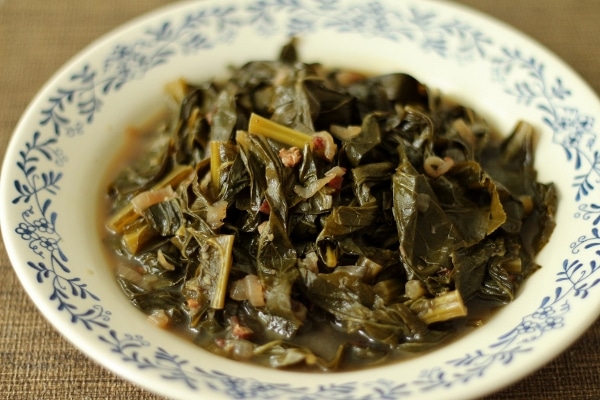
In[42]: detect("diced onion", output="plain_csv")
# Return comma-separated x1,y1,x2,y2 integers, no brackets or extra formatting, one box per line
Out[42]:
206,200,228,229
310,131,337,161
147,309,170,328
329,124,361,140
157,249,175,271
423,156,455,178
232,340,254,360
293,166,346,199
131,186,176,215
452,118,475,146
278,146,303,167
230,274,265,307
116,264,145,287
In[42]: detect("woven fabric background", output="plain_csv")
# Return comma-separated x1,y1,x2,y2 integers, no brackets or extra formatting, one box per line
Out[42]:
1,1,599,399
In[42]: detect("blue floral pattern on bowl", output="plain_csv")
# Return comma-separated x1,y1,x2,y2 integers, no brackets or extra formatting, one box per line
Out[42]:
6,1,600,398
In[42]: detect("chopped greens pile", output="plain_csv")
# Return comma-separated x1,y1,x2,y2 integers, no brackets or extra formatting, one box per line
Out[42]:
104,40,557,371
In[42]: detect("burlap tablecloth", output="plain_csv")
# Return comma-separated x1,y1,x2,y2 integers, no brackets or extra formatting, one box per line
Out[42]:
1,1,599,399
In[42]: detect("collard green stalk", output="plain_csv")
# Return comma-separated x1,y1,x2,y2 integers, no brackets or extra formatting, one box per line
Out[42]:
248,113,312,148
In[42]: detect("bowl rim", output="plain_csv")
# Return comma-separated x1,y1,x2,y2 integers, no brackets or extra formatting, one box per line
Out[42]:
2,1,600,399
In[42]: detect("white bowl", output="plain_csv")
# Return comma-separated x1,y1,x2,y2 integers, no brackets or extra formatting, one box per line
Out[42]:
2,1,600,399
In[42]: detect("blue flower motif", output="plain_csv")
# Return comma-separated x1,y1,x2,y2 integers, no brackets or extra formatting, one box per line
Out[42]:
542,316,564,331
552,107,596,148
38,236,59,252
532,306,555,320
33,218,55,234
516,320,538,335
15,222,39,241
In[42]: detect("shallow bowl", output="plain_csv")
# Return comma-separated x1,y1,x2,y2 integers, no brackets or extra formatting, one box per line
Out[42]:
2,1,600,399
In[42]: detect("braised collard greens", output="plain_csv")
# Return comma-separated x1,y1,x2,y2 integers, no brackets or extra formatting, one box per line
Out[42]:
103,40,557,371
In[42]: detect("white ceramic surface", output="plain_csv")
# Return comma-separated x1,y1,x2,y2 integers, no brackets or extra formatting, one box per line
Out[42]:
2,1,600,399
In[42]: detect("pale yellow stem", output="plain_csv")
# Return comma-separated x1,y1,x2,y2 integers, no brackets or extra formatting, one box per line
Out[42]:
210,141,222,195
247,113,312,148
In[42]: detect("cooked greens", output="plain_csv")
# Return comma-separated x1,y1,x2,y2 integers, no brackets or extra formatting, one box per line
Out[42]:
103,40,557,371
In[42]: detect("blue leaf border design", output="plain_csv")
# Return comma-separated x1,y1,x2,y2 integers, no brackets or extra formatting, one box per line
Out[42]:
7,1,600,398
